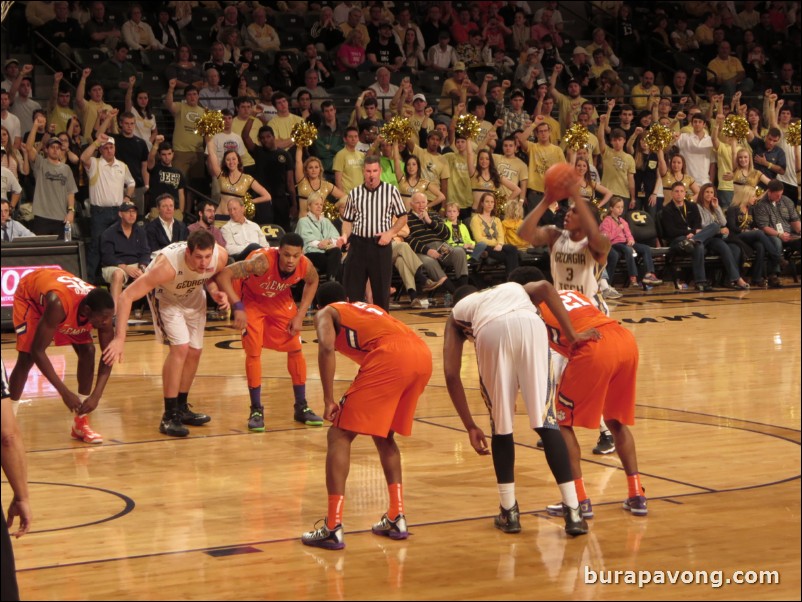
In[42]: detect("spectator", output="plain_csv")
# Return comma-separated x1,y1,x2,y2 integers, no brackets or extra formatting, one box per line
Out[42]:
220,197,269,261
393,6,424,51
83,0,121,52
443,200,486,261
24,123,77,237
531,7,562,48
671,17,700,53
1,90,21,150
121,4,163,51
355,119,380,154
267,92,304,151
726,186,782,287
39,1,83,70
218,27,243,66
438,62,478,118
296,44,335,89
753,179,802,262
210,108,247,185
337,29,368,72
1,59,19,92
114,111,150,216
420,5,450,49
630,71,661,113
246,7,280,51
292,71,330,114
695,12,718,57
737,1,762,31
147,138,186,215
95,44,139,104
310,6,345,52
199,68,234,113
596,116,636,206
549,64,590,132
25,0,55,27
405,191,468,294
188,200,227,248
165,45,204,92
658,148,700,202
458,30,492,70
468,147,521,211
46,72,76,135
600,197,663,288
242,122,295,230
585,27,620,68
484,16,511,51
310,100,344,180
368,67,399,120
203,41,239,90
662,69,699,107
627,130,661,216
516,115,566,210
124,81,157,151
164,79,206,193
450,7,479,45
295,194,343,282
1,196,32,241
340,7,370,49
428,31,460,73
100,201,151,304
153,7,181,51
146,193,188,252
393,141,445,209
333,127,366,194
588,48,614,83
407,130,451,203
7,66,41,134
676,113,717,186
366,22,404,72
708,41,753,96
209,5,242,45
510,10,531,54
470,192,520,276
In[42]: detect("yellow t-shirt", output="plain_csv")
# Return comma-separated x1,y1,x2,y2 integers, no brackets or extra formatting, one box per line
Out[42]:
523,141,567,192
493,154,528,188
446,152,472,209
707,57,745,84
408,113,434,137
48,106,77,135
438,78,461,116
600,147,635,198
80,99,115,143
543,115,562,145
502,217,528,249
553,90,592,131
172,102,206,152
332,148,365,194
269,113,304,143
630,83,657,111
412,144,450,187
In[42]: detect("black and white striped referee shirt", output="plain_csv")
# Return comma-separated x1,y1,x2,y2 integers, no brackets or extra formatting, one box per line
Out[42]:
341,182,407,237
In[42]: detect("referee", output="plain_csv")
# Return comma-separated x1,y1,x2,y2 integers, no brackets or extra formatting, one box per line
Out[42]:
337,156,408,310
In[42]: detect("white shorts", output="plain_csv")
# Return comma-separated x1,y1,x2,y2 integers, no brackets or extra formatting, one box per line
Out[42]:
147,291,207,349
474,310,558,436
101,264,138,285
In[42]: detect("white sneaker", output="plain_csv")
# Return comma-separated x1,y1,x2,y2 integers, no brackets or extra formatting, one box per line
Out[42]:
602,287,622,299
410,298,429,309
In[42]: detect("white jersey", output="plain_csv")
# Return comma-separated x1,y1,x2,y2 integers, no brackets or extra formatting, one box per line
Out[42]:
148,242,221,308
451,282,538,340
550,230,607,314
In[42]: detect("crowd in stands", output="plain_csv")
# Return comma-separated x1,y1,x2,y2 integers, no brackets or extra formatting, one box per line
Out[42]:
1,0,800,302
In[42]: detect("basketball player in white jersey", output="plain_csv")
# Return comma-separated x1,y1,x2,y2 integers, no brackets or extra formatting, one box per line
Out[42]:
102,230,230,437
518,175,617,455
444,281,599,537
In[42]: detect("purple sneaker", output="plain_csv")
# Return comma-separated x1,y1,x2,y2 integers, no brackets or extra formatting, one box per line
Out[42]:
301,520,345,550
623,495,648,516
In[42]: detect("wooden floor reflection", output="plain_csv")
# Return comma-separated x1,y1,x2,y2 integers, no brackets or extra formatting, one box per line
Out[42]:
2,285,800,600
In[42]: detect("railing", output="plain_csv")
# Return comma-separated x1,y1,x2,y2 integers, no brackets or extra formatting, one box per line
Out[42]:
30,30,80,90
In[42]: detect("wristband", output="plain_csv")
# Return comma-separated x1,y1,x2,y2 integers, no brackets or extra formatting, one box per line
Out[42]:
232,301,245,312
66,207,75,212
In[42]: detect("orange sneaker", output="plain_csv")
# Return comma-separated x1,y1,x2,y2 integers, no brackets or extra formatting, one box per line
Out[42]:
71,415,104,444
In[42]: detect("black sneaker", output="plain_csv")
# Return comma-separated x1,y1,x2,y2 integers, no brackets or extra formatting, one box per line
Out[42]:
494,502,521,533
294,406,324,426
592,433,615,455
563,504,589,536
178,402,211,426
160,412,189,437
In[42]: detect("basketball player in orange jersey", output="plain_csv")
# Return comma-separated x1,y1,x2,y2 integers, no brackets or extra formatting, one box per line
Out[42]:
518,166,619,457
301,281,433,550
9,268,115,444
509,267,647,517
214,232,325,430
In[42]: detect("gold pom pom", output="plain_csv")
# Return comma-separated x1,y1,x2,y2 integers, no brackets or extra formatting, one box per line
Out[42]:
755,186,765,199
194,110,225,138
645,124,673,151
243,191,255,220
455,114,482,141
492,188,507,216
787,120,801,147
291,121,318,148
380,115,415,144
562,124,590,151
323,202,340,221
721,114,750,143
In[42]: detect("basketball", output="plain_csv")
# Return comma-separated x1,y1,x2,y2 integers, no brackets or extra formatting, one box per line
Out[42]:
544,163,579,199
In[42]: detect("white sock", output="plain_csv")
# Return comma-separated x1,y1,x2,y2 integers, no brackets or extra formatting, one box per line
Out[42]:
599,418,611,437
558,481,579,508
599,278,610,291
498,483,516,510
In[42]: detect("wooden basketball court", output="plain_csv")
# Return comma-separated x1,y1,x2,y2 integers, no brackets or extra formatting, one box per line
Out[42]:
2,285,800,600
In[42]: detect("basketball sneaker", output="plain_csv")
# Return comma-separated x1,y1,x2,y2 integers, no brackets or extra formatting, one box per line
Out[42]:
294,406,324,426
248,408,265,432
546,498,594,519
623,495,648,516
372,513,409,540
178,402,211,426
494,502,521,533
563,504,589,536
160,412,189,437
592,433,615,455
301,520,345,550
71,415,103,444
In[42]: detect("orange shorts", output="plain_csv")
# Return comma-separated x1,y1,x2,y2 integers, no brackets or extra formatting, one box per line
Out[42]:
334,335,432,438
241,301,302,355
556,323,638,429
13,298,92,353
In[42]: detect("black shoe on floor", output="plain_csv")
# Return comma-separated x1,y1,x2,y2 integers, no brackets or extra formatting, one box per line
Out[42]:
178,402,211,426
160,412,189,437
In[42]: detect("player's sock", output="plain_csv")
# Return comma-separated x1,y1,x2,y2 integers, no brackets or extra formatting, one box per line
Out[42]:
574,478,588,501
599,418,611,437
292,384,306,409
164,397,178,414
327,494,344,529
627,473,644,498
177,391,188,406
248,386,262,409
498,482,516,511
388,483,403,519
491,434,516,509
558,481,579,509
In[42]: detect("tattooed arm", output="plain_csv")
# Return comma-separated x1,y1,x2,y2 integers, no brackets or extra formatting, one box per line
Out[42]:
213,252,270,330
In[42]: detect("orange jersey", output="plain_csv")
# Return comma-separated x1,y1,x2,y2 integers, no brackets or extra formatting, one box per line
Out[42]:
240,247,311,305
538,290,616,356
332,302,418,365
14,269,95,350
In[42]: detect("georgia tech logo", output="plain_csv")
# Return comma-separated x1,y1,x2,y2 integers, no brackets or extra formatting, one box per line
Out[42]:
261,225,281,238
278,154,287,164
630,211,648,224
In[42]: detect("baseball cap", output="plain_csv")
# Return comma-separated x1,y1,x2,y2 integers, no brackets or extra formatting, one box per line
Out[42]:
119,201,137,212
412,93,427,103
4,58,19,68
573,47,589,56
100,136,115,146
567,78,579,86
453,61,466,71
45,137,63,147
